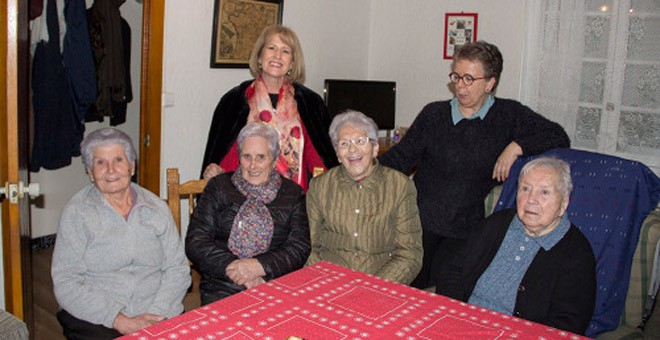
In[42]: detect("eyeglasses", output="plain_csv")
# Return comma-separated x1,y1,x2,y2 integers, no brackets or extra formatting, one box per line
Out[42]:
449,72,487,86
337,137,373,150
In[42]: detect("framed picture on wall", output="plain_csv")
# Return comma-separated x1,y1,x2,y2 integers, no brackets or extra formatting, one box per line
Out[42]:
443,12,478,60
210,0,283,68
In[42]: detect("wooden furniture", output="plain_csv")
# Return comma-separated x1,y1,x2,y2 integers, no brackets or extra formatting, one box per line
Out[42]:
378,127,408,155
165,165,327,295
312,166,325,177
166,168,207,293
378,137,395,155
119,261,587,339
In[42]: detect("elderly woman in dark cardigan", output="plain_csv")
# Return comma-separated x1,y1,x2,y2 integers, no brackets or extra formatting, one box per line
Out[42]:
187,123,310,305
436,157,596,335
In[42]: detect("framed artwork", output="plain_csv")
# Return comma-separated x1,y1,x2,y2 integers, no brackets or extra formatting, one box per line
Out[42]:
443,12,478,60
210,0,283,68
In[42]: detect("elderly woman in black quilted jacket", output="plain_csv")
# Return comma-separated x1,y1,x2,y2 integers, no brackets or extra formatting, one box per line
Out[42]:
186,123,310,305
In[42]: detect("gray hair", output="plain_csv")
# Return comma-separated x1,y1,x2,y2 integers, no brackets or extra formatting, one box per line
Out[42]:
518,157,573,200
237,123,281,160
80,128,137,168
329,110,379,148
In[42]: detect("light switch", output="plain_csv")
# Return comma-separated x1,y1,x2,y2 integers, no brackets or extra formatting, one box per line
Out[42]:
162,92,175,107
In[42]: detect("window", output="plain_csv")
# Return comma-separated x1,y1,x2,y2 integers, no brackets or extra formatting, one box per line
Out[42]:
523,0,660,173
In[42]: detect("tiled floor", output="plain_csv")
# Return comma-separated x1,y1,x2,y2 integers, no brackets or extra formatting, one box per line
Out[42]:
32,247,200,339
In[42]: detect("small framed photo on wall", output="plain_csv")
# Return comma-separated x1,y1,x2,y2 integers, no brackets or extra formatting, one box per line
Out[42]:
210,0,283,68
443,12,478,60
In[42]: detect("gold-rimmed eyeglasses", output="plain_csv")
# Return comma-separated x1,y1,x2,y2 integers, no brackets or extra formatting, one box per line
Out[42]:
337,137,373,150
449,72,487,86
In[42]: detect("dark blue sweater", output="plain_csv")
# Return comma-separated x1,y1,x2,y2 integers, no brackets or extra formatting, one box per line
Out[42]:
378,98,570,239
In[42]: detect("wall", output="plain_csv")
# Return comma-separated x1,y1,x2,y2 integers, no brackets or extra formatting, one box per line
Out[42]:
368,0,527,127
1,0,527,309
160,0,527,200
23,0,528,237
160,0,372,192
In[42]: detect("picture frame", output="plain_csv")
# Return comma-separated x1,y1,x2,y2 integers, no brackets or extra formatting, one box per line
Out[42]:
443,12,478,60
210,0,283,68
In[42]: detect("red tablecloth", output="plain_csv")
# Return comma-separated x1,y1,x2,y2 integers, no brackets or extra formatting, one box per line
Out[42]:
120,261,587,339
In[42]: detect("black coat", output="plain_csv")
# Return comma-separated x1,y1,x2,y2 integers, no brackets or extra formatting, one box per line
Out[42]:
201,80,339,178
436,209,596,335
185,173,310,303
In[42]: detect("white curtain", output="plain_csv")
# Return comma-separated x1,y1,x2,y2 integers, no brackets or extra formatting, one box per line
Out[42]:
521,0,586,139
522,0,660,174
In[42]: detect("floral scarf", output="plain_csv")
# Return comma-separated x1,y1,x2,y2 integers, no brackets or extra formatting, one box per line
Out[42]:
246,75,304,186
227,167,282,258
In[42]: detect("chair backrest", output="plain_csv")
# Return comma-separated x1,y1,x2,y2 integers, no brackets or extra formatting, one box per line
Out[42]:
494,148,660,337
312,166,325,178
166,168,207,295
167,166,323,233
166,168,207,235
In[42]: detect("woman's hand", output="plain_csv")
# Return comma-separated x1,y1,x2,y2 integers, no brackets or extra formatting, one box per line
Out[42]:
113,312,166,334
226,258,266,286
243,277,266,289
492,142,522,182
203,163,224,180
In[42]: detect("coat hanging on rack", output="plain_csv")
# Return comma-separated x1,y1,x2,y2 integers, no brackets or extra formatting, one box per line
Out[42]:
30,0,97,171
86,0,133,125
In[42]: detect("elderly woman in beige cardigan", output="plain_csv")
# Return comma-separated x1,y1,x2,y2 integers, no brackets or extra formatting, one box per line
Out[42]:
305,110,423,284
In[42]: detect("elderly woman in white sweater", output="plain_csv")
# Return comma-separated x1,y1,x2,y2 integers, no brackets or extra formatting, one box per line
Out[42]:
51,128,190,339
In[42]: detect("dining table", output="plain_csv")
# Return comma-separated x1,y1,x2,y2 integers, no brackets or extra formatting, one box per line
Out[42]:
120,261,587,339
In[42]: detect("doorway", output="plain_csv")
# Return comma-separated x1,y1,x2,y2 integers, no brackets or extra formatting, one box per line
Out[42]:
28,1,146,246
2,0,164,336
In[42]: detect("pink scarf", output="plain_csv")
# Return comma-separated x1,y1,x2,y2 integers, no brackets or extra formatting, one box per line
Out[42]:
246,76,304,187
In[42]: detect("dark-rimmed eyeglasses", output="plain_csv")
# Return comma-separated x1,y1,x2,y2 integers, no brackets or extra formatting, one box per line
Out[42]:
449,72,487,86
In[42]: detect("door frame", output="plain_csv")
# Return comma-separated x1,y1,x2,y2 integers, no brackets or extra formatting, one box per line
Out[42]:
1,0,33,328
1,0,164,325
139,0,164,195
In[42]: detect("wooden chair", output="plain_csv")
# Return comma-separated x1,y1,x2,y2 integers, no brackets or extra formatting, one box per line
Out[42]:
166,168,207,293
167,166,323,294
312,166,325,177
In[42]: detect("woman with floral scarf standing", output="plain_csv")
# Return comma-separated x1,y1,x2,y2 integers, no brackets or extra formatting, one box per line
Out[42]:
201,25,338,191
187,123,310,305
